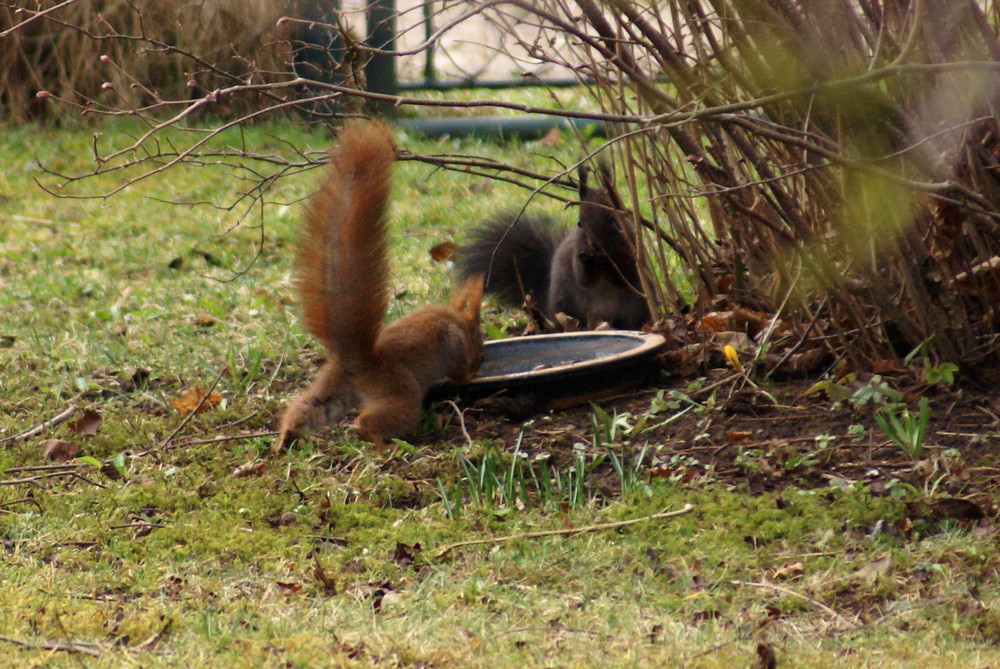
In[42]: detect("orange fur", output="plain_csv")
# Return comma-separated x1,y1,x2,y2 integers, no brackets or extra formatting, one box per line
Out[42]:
276,121,484,451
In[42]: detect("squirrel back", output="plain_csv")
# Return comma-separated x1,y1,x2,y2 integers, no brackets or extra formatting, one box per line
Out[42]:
276,121,484,451
456,164,650,330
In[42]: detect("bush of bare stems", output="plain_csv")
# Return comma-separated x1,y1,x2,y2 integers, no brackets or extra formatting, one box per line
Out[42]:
6,1,1000,378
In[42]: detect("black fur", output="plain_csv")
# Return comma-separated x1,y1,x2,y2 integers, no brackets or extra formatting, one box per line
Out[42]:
456,166,650,330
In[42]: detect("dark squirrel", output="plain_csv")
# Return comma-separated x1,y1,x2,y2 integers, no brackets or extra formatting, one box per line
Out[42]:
456,165,650,330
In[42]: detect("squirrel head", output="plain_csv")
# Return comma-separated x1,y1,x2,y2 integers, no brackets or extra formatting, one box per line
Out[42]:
576,163,633,262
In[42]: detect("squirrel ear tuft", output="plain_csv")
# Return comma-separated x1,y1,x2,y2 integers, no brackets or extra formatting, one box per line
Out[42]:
577,164,590,198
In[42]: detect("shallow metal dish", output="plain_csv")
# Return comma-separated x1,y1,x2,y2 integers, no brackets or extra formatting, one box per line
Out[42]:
431,331,666,409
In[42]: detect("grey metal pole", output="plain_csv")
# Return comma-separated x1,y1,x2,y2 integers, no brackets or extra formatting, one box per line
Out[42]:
366,0,398,117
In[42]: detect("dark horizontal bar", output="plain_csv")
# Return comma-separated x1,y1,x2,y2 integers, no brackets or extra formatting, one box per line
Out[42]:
398,77,588,92
397,114,612,140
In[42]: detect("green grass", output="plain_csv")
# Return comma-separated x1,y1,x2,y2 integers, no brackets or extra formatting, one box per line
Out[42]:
1,121,1000,666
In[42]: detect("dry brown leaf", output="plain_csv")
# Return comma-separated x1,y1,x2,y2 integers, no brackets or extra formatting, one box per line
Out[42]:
771,561,804,580
193,314,216,327
775,347,828,377
233,460,267,478
554,312,580,332
756,642,777,669
855,554,892,584
67,409,102,436
727,430,753,444
428,241,456,263
714,330,753,353
276,581,302,595
729,307,769,337
170,389,223,414
39,439,78,462
701,310,731,332
872,358,904,374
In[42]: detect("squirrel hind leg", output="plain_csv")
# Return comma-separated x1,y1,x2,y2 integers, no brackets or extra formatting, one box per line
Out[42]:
273,363,352,452
353,399,421,450
274,394,352,452
352,371,423,449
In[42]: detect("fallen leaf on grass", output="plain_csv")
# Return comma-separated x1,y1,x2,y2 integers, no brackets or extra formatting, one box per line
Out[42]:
649,463,696,483
728,430,753,444
855,553,892,584
391,541,420,567
276,581,302,595
771,561,804,581
233,460,266,478
67,409,102,436
756,642,777,669
905,498,985,524
723,344,744,372
314,557,337,595
39,439,78,462
428,241,456,262
192,314,216,327
766,347,828,377
170,389,222,414
930,498,985,522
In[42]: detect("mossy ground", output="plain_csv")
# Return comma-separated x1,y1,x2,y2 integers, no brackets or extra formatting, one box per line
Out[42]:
1,121,999,666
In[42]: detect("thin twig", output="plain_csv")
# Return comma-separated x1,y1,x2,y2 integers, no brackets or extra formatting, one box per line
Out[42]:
156,370,226,451
0,471,82,487
109,523,166,530
0,0,84,38
0,404,78,444
434,504,694,558
0,495,44,513
176,431,275,447
730,579,854,626
4,464,81,474
444,400,474,448
0,635,103,657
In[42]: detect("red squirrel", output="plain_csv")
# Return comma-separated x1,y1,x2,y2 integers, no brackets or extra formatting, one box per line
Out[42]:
455,165,650,330
275,121,484,450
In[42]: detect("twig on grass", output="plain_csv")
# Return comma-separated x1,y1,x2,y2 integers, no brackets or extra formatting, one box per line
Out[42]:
731,579,855,626
0,470,102,488
177,431,276,447
0,404,78,444
4,463,81,474
434,503,694,558
134,621,171,652
444,400,474,448
0,635,103,657
109,522,166,531
0,495,44,513
495,626,611,639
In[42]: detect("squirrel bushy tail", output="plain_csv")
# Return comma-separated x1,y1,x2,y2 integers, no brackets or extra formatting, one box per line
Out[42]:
297,121,394,371
277,120,484,451
454,213,560,308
